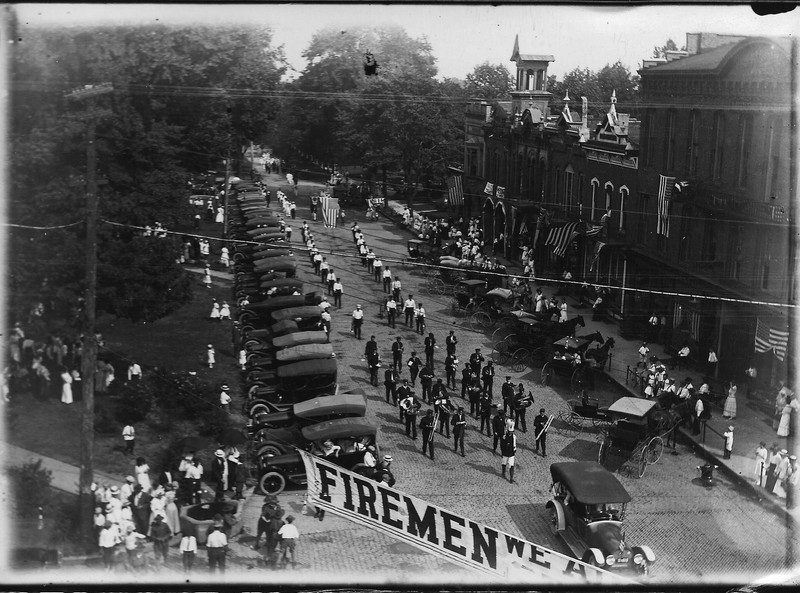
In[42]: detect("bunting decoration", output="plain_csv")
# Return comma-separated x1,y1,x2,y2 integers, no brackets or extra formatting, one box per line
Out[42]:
545,222,580,257
657,174,676,237
446,175,464,206
754,318,790,361
321,195,339,228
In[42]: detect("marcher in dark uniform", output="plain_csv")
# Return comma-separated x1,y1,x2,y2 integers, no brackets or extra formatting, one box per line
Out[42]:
419,365,434,404
445,330,458,356
469,348,484,376
481,361,495,396
435,391,453,438
533,408,549,457
451,407,467,456
461,364,475,399
492,409,506,454
501,377,515,415
407,352,422,386
384,367,398,405
513,383,533,433
420,409,435,460
424,333,436,369
391,337,404,371
500,427,517,483
445,354,458,389
480,396,493,436
402,394,420,440
365,336,380,386
431,377,447,404
468,383,482,418
397,380,411,422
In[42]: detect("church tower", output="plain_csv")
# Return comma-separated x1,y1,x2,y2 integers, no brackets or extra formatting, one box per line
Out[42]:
509,34,554,122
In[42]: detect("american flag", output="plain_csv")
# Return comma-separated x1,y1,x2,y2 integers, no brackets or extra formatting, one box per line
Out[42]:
321,195,339,228
657,174,675,237
584,222,604,237
545,222,580,257
754,318,790,361
446,175,464,206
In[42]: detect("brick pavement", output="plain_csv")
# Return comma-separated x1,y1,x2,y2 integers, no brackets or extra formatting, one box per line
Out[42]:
228,171,796,584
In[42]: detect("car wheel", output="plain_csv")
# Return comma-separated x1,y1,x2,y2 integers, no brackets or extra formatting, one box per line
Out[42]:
549,506,560,535
259,471,286,495
257,444,282,458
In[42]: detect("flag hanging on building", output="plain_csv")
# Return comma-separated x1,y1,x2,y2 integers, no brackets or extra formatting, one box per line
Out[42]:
321,195,339,228
545,222,580,257
584,222,604,237
589,241,606,271
484,182,494,196
446,175,464,206
533,209,547,246
754,318,790,361
657,174,676,237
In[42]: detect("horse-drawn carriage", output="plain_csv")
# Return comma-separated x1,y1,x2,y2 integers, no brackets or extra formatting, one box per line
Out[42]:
491,313,587,372
597,397,679,478
540,334,603,392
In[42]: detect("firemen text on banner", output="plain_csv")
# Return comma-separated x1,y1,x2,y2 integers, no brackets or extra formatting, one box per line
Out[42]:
300,451,629,583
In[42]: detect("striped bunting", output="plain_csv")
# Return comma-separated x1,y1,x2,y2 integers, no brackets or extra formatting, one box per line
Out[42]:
544,222,580,257
657,174,675,237
754,318,790,361
446,175,464,206
321,195,339,228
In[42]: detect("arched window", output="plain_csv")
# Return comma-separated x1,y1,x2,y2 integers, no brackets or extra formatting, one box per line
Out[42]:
590,178,600,220
618,186,629,231
604,182,614,212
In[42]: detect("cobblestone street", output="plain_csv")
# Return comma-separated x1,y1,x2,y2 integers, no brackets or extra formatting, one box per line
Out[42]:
228,176,794,585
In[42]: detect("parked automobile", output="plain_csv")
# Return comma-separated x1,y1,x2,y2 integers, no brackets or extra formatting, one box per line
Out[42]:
248,392,368,441
546,461,655,575
255,417,379,494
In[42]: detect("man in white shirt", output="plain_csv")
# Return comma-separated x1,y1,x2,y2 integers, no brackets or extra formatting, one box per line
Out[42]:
127,362,142,383
403,295,416,327
366,249,376,273
637,342,650,368
206,525,228,573
327,270,337,296
219,385,231,413
392,278,402,301
351,305,364,340
318,296,331,312
278,515,300,569
319,257,330,283
122,424,136,456
382,267,392,292
180,533,197,574
386,297,398,328
415,304,426,334
321,309,332,342
333,280,344,308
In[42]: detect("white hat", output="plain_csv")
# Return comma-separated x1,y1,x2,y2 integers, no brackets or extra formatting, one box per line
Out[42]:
383,455,393,463
728,425,734,431
221,384,229,391
781,449,788,455
214,449,225,457
208,344,213,348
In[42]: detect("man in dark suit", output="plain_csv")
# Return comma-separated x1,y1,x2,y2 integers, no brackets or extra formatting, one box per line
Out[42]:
384,367,398,405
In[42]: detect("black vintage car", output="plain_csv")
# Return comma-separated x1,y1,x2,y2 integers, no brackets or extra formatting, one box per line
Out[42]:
256,417,379,494
546,461,654,576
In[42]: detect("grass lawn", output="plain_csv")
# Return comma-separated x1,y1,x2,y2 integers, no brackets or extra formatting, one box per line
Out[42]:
6,264,244,479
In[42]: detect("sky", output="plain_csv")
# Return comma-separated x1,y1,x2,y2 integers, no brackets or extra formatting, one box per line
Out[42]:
12,4,799,80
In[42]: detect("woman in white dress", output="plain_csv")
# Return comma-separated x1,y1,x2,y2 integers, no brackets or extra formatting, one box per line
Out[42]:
220,246,230,268
723,381,737,419
209,299,220,321
135,457,152,492
215,206,224,224
777,399,793,437
219,302,231,321
559,299,568,323
60,367,73,404
163,489,181,536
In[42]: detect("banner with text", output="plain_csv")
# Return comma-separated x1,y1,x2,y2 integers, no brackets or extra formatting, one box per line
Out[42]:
300,451,629,583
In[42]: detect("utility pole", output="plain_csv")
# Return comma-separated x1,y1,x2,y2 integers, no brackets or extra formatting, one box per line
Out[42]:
65,82,113,541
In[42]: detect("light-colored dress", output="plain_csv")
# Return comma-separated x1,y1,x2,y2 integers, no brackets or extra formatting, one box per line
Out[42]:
135,463,151,491
220,247,230,268
215,207,224,223
535,294,544,313
163,491,181,535
210,302,220,320
559,303,568,323
60,371,73,404
723,385,737,419
777,404,792,437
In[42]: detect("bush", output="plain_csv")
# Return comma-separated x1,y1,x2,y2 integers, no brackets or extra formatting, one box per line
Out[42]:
7,460,53,517
114,380,154,425
94,402,120,436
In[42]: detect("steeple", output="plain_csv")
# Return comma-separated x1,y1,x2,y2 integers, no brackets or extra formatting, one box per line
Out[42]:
609,89,617,119
510,34,520,61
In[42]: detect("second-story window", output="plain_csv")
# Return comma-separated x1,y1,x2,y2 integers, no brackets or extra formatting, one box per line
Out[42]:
765,118,782,198
735,115,752,188
590,178,599,220
665,109,677,171
618,187,629,231
711,111,725,180
686,110,699,176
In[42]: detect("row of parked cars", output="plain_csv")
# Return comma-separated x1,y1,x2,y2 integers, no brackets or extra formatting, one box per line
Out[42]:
228,182,381,495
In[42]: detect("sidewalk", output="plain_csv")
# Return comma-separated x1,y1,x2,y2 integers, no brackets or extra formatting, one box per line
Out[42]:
382,198,798,523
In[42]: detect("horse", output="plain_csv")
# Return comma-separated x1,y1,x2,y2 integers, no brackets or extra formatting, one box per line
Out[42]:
585,337,616,366
578,330,604,347
549,315,586,340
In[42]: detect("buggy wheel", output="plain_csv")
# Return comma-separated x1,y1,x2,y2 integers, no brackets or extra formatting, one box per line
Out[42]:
449,298,460,316
637,450,648,477
430,278,446,296
511,348,530,372
470,312,492,331
541,362,553,386
491,326,510,344
597,438,609,465
570,367,585,394
645,436,664,464
491,344,510,366
532,346,551,365
258,471,286,495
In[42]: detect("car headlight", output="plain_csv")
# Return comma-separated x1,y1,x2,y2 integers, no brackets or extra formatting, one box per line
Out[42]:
605,555,616,566
633,553,644,565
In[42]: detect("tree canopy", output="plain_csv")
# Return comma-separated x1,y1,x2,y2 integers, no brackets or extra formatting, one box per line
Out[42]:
547,61,640,119
9,23,285,324
464,62,514,100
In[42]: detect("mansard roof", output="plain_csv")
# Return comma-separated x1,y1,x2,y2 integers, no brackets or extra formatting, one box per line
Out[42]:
641,36,791,75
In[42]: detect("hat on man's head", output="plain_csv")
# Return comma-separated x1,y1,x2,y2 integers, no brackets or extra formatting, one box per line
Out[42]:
214,449,225,457
208,344,213,348
125,475,136,483
791,456,798,461
383,455,393,463
781,449,789,455
728,425,734,431
110,486,120,494
540,408,546,413
221,384,229,391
